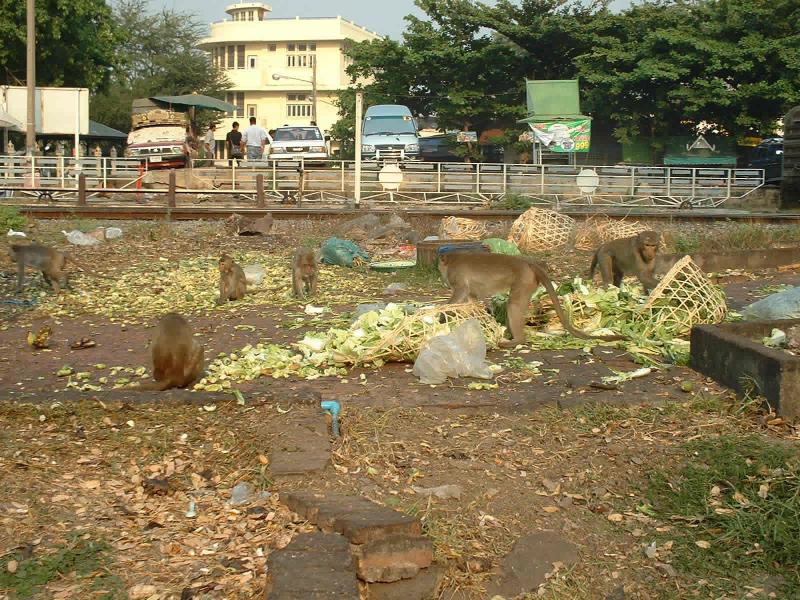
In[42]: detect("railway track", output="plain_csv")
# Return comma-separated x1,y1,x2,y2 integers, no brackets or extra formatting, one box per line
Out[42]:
7,201,800,223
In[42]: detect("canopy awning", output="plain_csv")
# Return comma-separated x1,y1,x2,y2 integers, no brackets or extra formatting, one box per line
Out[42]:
663,154,737,166
150,94,237,113
517,114,591,124
0,109,23,130
83,120,128,140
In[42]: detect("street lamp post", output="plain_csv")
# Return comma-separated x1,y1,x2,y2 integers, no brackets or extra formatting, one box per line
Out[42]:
272,59,317,124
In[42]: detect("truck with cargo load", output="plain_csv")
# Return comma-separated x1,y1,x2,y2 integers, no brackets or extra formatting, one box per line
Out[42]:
125,98,189,169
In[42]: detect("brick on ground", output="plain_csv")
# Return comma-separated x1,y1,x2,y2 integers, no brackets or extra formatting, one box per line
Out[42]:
352,534,434,583
264,531,359,600
367,565,444,600
269,409,331,476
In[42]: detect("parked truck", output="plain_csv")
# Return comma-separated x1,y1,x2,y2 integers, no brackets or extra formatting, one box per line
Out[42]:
125,98,189,169
361,105,420,161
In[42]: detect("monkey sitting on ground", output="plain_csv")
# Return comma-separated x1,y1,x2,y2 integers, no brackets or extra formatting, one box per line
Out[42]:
8,243,109,294
438,252,624,347
589,230,661,293
141,313,204,391
217,254,247,304
292,247,319,299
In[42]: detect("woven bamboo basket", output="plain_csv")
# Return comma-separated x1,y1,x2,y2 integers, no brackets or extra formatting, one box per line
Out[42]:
639,256,727,335
507,207,576,252
439,216,487,241
574,217,650,250
360,302,505,363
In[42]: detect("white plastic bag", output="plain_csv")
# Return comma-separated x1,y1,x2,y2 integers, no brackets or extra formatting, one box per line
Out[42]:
105,227,123,239
743,287,800,320
62,229,100,246
243,264,266,286
412,319,493,384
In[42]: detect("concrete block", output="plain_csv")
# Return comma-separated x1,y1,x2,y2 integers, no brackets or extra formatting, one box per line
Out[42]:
367,565,444,600
270,410,331,476
353,535,434,583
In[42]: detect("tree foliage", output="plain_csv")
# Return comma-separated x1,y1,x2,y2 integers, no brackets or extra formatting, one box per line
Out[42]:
333,0,800,155
0,0,118,91
90,0,229,133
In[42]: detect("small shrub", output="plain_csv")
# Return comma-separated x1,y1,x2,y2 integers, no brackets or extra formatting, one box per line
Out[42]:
0,206,27,231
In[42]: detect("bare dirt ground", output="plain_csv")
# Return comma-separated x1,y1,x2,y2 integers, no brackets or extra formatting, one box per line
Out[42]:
1,217,798,600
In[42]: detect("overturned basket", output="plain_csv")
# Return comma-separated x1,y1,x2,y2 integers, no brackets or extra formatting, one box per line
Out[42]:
640,256,727,335
574,216,650,251
359,302,506,363
508,207,576,252
439,216,487,241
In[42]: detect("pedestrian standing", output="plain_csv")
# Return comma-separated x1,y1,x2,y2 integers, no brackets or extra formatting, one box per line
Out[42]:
226,122,243,167
204,123,216,164
242,116,272,161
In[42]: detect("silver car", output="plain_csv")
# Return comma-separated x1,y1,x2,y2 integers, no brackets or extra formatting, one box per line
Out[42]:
268,126,328,163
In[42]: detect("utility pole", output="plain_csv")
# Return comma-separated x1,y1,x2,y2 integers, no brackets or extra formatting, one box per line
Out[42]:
354,91,363,207
311,58,317,125
26,0,36,155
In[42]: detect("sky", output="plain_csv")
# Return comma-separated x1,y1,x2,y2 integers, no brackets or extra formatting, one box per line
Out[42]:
146,0,633,38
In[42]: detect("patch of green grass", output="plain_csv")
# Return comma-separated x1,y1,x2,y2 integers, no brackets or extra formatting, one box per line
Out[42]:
491,192,537,211
647,434,800,593
0,205,27,231
0,534,124,599
392,262,443,287
669,233,702,254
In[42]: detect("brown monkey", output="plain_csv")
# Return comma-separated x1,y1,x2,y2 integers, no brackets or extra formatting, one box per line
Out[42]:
292,247,318,299
438,252,624,347
217,254,247,304
141,312,204,391
8,243,110,294
589,231,660,292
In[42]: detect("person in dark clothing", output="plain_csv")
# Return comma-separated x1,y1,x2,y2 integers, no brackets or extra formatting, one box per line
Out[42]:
226,122,243,167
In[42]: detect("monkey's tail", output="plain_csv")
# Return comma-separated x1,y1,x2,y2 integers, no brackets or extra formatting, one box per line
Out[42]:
64,255,114,280
533,264,625,342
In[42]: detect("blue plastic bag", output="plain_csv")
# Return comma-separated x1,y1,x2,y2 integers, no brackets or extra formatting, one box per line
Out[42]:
321,237,370,267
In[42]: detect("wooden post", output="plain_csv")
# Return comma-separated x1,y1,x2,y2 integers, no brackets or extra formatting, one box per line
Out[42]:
77,173,87,206
256,173,265,207
167,170,176,208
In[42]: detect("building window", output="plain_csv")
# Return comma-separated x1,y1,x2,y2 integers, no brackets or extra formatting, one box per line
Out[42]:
248,55,257,69
247,104,257,118
237,45,245,69
226,92,245,118
248,10,253,20
268,44,277,52
298,43,307,52
309,42,317,51
287,43,295,52
287,94,312,118
287,54,314,68
227,46,234,69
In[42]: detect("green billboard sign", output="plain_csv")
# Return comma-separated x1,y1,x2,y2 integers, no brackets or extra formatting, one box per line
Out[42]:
530,119,591,153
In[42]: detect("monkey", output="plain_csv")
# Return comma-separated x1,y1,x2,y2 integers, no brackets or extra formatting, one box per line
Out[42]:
438,252,624,348
8,243,110,294
292,247,319,299
589,230,661,293
217,254,247,304
141,313,204,391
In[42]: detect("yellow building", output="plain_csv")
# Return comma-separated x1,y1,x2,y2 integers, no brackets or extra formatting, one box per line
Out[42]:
198,2,380,143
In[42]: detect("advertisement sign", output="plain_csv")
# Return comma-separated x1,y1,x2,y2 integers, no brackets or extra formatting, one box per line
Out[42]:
530,119,591,153
456,131,477,143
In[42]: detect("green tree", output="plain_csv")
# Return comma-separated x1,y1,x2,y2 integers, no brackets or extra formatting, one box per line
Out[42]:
0,0,118,91
90,0,229,133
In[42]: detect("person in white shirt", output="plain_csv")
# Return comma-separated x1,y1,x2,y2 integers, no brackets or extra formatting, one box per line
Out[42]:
203,124,216,161
242,116,272,160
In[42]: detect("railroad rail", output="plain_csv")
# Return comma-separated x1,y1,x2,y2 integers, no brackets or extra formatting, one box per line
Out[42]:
0,156,765,209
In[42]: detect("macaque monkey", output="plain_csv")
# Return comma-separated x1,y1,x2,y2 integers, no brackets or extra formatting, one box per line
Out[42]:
438,252,624,347
589,230,660,293
8,243,109,294
217,254,247,304
292,247,319,299
142,313,204,391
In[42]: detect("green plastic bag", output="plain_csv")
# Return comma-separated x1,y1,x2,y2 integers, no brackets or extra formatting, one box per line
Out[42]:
483,238,520,255
321,237,370,267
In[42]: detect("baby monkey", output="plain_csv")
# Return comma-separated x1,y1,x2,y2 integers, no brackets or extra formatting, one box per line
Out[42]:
9,243,106,294
217,254,247,304
142,312,204,391
292,247,318,299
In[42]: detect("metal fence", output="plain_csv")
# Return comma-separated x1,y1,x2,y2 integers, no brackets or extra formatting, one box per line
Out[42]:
0,156,765,208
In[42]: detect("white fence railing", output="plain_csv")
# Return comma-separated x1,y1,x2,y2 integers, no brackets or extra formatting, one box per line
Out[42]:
0,156,765,208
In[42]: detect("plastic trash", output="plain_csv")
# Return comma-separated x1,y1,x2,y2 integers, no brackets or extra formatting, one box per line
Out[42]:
383,282,408,296
763,328,787,347
483,237,520,255
185,500,197,518
62,229,100,246
7,229,26,238
229,482,254,506
320,237,370,267
105,227,123,239
412,319,493,385
423,235,440,242
320,400,341,437
243,264,266,286
743,287,800,320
